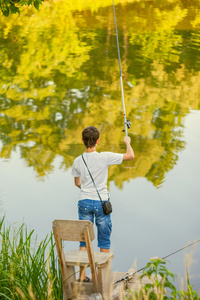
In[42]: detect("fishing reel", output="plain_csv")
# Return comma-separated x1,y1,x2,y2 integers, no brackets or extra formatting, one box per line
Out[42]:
126,120,131,129
123,120,131,132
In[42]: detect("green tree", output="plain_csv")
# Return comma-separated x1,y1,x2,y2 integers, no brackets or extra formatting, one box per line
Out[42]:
0,0,44,16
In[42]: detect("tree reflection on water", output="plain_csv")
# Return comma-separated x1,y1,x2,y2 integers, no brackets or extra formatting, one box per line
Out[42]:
0,0,200,187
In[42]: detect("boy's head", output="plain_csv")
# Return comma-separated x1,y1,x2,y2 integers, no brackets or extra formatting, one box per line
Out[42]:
82,126,100,148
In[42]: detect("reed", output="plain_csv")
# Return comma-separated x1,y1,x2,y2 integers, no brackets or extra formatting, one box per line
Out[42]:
0,216,63,299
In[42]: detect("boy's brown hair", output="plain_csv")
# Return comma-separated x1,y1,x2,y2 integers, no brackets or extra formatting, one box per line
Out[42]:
82,126,100,148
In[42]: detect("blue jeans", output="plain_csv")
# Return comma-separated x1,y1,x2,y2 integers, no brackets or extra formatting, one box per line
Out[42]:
78,199,112,249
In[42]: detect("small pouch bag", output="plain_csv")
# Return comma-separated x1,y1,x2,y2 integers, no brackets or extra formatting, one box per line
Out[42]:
102,201,112,215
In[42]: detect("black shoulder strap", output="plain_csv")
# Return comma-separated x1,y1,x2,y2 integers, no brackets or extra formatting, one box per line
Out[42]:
81,155,103,203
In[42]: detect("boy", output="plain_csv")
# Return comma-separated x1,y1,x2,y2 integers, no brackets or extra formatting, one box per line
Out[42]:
71,126,134,280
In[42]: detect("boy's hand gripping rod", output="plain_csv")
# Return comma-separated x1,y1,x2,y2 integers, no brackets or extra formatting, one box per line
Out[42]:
112,0,131,136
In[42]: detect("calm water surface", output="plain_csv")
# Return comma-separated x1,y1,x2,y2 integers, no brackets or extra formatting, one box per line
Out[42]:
0,0,200,291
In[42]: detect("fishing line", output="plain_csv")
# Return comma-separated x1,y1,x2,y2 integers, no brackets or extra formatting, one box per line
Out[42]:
112,0,130,135
114,238,200,284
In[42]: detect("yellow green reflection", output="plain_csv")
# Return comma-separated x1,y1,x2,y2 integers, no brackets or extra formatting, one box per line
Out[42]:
0,0,200,187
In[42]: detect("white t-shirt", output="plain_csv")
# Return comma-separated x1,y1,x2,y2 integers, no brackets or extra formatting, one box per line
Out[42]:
71,151,123,201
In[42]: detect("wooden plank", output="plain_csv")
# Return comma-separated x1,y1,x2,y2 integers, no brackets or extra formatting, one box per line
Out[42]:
72,281,94,297
53,220,95,241
52,223,69,300
65,265,76,299
76,296,90,300
65,250,113,267
84,226,98,293
97,258,112,299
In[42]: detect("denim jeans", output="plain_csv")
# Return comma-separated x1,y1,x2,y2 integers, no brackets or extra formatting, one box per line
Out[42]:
78,199,112,249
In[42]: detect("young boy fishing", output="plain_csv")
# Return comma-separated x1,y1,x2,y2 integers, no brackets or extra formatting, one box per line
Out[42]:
71,126,134,280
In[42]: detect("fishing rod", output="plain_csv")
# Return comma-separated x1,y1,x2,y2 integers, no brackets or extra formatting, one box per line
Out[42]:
114,238,200,285
112,0,131,136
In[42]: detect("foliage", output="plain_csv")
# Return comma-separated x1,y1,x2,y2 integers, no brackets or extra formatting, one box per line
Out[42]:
173,269,200,300
126,258,200,300
138,258,176,299
0,216,63,299
0,0,44,17
0,218,199,299
0,0,200,187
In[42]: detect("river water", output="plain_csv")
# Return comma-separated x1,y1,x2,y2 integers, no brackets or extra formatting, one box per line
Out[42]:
0,0,200,292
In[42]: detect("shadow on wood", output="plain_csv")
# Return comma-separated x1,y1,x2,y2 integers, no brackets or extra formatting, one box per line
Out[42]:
52,220,113,300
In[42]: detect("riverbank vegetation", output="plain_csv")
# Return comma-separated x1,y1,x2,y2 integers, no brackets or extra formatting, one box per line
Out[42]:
126,258,200,300
0,216,62,299
0,217,199,299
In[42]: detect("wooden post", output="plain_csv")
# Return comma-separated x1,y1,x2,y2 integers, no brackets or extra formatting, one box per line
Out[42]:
53,224,70,300
97,259,112,299
84,226,98,293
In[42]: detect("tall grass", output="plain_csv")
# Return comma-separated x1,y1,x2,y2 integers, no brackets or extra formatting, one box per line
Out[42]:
0,216,63,299
1,216,199,300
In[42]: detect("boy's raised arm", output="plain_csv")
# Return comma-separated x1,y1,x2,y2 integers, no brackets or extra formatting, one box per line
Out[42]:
123,136,134,161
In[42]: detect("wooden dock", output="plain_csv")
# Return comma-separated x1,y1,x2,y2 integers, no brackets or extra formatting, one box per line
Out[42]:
52,220,161,300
